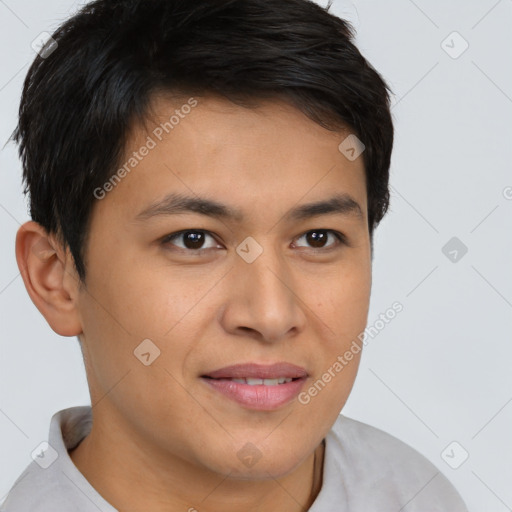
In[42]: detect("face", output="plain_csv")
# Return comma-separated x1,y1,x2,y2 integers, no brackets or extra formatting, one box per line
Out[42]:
76,94,371,479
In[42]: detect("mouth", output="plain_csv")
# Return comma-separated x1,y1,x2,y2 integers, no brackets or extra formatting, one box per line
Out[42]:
202,376,299,385
200,362,308,410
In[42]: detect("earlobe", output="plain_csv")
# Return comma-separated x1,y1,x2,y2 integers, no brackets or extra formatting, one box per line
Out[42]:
15,221,83,337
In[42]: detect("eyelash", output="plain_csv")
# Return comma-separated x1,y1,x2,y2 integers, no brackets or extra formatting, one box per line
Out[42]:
160,229,347,253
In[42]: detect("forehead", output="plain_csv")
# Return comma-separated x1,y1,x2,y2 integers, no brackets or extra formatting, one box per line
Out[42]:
142,92,352,148
95,93,368,227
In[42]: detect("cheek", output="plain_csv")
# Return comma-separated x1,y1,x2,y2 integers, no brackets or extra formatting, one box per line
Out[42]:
78,257,219,396
87,255,199,338
78,265,209,441
317,263,371,334
308,263,370,397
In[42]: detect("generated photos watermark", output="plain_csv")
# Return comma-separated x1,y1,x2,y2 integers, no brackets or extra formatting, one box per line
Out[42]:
298,301,403,405
93,97,198,200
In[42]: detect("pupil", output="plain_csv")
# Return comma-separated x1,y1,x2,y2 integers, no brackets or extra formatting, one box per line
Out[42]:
307,231,326,248
184,231,204,249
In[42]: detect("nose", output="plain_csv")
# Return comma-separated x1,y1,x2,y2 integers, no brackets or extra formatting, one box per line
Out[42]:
218,243,307,344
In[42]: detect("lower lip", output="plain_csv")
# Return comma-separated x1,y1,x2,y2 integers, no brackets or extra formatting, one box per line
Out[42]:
201,377,307,410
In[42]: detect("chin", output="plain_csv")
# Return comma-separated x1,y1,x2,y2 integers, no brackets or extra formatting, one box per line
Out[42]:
202,440,310,480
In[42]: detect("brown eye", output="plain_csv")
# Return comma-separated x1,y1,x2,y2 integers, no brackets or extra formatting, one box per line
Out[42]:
294,230,345,250
306,231,329,248
162,230,219,251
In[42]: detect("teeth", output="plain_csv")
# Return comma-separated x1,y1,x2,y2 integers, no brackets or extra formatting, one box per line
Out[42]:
246,378,264,385
230,377,294,385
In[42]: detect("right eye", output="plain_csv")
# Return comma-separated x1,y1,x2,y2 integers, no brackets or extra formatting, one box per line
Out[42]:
161,230,223,252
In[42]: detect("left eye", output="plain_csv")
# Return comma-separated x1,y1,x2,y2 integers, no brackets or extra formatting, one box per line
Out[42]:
161,229,345,252
293,229,345,250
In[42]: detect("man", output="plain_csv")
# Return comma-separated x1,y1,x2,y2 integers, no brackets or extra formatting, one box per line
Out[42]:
2,0,468,510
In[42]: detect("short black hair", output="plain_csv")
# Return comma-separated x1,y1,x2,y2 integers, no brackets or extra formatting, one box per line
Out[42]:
12,0,394,284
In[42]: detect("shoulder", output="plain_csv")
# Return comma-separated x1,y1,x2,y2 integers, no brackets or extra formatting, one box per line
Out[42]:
0,406,113,512
323,414,469,511
0,461,79,512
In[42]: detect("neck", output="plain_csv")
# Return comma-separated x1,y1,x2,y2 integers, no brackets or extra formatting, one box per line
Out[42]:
69,418,325,512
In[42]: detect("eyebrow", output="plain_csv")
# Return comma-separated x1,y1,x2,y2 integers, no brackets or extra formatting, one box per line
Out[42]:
134,192,364,223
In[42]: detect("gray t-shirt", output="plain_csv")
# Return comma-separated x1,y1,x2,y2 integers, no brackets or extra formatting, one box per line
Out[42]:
0,406,468,511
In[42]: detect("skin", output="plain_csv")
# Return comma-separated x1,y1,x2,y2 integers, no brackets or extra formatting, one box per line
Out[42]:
16,94,372,512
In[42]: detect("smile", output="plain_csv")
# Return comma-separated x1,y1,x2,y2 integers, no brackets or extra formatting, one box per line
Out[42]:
226,377,294,385
201,376,307,410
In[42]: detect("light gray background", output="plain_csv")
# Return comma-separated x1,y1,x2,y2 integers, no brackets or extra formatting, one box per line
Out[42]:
1,1,511,510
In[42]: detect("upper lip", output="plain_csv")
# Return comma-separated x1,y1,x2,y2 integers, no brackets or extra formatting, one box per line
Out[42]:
202,362,308,380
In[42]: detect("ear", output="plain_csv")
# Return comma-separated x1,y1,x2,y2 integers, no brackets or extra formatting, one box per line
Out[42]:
15,221,83,337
